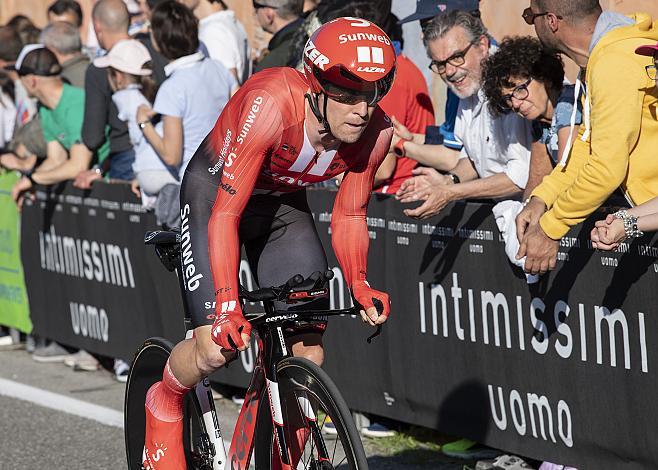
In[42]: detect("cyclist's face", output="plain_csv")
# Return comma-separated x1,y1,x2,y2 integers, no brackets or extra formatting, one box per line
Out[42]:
323,86,376,144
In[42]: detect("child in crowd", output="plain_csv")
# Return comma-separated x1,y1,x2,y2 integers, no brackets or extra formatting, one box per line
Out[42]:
94,39,177,204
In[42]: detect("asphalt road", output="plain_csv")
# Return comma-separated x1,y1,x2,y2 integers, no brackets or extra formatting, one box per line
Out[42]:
0,347,471,470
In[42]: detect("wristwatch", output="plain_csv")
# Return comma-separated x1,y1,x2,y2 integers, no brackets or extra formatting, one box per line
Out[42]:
447,172,460,184
393,138,409,157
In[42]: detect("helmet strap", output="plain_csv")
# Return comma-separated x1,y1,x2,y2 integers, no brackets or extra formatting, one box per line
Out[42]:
305,92,331,135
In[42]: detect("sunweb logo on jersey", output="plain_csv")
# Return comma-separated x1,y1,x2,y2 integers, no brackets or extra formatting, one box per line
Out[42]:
180,204,203,291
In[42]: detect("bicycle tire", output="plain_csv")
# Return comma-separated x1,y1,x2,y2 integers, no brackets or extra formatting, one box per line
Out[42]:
124,337,213,470
253,356,369,470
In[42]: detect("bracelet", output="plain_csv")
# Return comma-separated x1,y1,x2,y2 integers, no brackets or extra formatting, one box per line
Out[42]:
138,120,151,130
613,210,644,239
447,172,460,184
393,138,409,157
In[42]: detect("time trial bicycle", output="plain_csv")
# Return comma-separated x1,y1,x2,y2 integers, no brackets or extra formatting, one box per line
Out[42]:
124,229,382,469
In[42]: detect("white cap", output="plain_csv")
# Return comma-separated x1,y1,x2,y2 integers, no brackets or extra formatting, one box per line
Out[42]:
94,39,152,76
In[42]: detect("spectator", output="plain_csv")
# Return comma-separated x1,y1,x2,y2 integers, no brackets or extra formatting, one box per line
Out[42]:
75,0,165,188
480,36,581,280
396,11,531,459
40,22,89,88
303,0,319,13
6,15,34,34
8,16,41,45
93,39,176,199
253,0,304,72
0,72,16,150
591,40,658,252
130,0,169,85
47,0,84,29
516,1,658,276
0,26,42,172
135,0,237,186
10,45,109,207
396,11,532,220
482,36,581,197
397,0,480,167
178,0,251,84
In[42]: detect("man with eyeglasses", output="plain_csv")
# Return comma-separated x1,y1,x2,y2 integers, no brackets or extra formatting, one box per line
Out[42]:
515,0,658,276
253,0,304,73
396,9,532,221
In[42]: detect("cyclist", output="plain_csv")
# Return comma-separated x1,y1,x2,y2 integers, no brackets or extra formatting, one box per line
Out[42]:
143,17,396,470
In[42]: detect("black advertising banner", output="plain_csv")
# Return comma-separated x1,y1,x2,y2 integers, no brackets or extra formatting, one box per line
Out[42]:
310,191,658,470
19,183,658,469
20,183,185,360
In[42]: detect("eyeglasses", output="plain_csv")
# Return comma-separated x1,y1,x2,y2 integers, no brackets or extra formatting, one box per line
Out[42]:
522,7,562,25
429,41,477,75
500,78,533,108
646,64,657,81
252,1,277,9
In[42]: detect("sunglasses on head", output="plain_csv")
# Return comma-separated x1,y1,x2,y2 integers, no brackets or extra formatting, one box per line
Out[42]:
253,1,278,9
521,7,562,25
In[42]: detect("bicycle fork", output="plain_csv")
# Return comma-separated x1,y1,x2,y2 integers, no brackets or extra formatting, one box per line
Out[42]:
265,327,331,469
194,378,228,470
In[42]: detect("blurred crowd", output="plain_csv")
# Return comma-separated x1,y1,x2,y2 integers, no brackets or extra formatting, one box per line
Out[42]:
0,0,657,468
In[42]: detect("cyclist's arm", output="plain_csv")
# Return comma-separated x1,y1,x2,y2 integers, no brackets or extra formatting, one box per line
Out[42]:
331,126,392,287
206,91,283,314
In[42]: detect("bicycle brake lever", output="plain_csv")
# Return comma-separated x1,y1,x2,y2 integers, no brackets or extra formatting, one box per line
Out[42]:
367,325,382,344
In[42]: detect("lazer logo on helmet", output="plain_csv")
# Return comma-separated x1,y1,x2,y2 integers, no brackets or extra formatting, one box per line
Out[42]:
357,66,385,73
304,40,329,70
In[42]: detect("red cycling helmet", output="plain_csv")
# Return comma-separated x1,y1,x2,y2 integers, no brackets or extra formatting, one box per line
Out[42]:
303,17,396,111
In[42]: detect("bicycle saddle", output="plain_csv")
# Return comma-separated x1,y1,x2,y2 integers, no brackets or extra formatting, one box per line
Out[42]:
144,229,180,246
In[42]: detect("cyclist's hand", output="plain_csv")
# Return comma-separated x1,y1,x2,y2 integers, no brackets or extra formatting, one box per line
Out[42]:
352,280,390,326
211,307,252,351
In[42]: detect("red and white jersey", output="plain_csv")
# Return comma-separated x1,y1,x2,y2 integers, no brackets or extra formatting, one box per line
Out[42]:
189,67,393,311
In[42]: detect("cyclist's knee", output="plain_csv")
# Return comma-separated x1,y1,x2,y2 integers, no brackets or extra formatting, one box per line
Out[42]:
194,325,236,375
290,333,324,366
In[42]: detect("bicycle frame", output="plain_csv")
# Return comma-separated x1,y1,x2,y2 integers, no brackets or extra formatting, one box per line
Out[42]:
190,302,357,470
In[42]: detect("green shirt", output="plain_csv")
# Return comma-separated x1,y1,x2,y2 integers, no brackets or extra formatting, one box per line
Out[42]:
39,83,110,164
